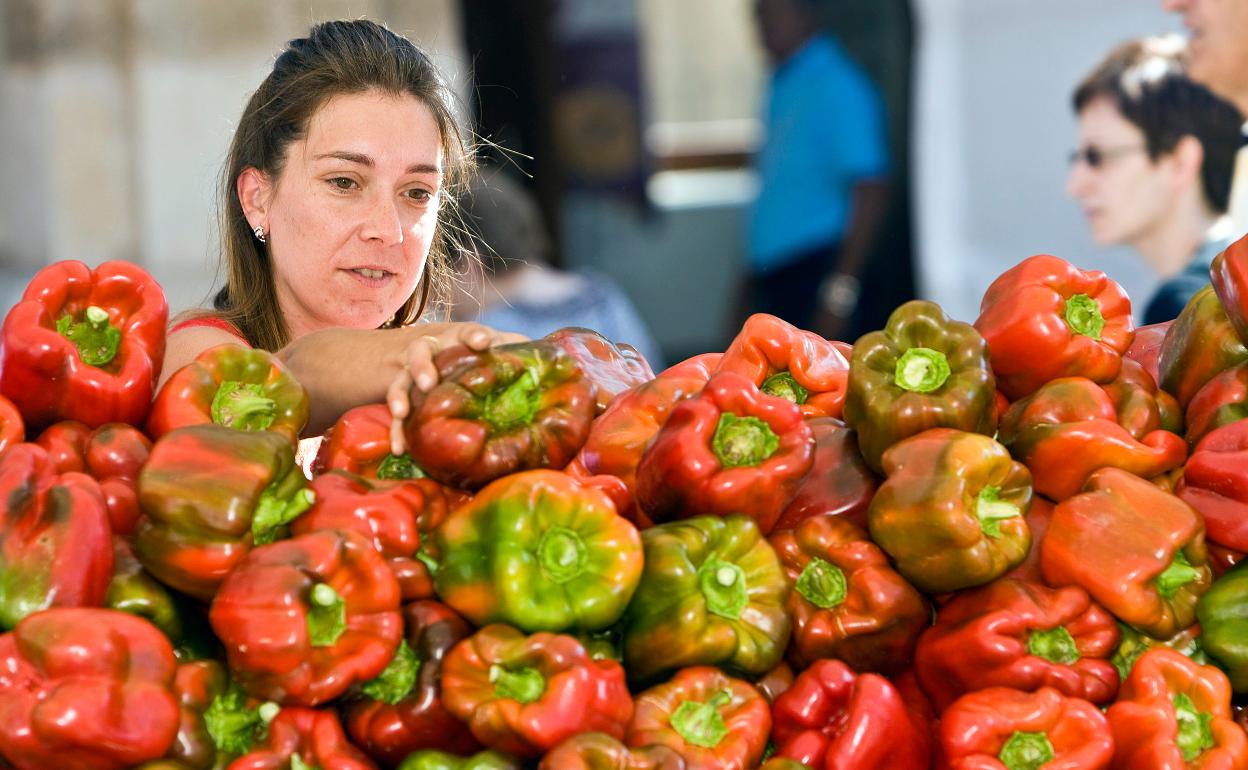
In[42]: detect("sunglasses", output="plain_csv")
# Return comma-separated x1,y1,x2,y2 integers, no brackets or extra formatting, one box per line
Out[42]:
1068,144,1147,169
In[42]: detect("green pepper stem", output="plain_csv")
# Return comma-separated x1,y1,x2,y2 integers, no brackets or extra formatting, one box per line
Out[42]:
204,686,268,755
976,486,1020,538
361,640,421,705
760,371,809,405
998,731,1055,770
489,664,546,705
211,380,277,432
376,453,426,480
251,488,315,545
698,557,748,619
258,702,281,724
1063,294,1105,340
711,412,780,468
56,305,122,367
1027,626,1080,665
795,558,848,609
893,347,951,393
538,527,586,584
480,366,542,433
306,584,346,647
1155,551,1200,599
670,690,733,749
1173,693,1215,762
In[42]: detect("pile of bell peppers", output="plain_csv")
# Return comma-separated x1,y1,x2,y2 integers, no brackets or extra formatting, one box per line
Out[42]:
7,243,1248,769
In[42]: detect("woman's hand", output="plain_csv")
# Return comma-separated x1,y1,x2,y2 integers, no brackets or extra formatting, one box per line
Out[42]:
387,323,527,455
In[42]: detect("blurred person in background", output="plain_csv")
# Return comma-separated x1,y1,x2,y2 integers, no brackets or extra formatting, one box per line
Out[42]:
452,166,664,368
744,0,891,340
1066,36,1243,324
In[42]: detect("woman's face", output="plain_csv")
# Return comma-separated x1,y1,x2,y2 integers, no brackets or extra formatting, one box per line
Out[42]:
259,89,444,338
1065,96,1175,248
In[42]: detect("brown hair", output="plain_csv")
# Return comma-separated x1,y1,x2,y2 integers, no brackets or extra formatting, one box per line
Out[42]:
1074,36,1244,213
205,19,472,351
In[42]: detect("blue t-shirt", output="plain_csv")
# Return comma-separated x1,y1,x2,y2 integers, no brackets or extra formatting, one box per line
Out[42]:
1143,230,1235,325
749,34,890,273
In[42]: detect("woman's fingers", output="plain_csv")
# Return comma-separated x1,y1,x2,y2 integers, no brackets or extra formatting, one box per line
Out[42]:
387,367,413,457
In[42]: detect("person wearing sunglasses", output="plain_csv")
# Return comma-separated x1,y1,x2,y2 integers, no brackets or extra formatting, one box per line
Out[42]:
1066,36,1243,325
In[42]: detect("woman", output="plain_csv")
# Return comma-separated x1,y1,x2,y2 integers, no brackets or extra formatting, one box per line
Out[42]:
164,20,522,453
1066,35,1243,325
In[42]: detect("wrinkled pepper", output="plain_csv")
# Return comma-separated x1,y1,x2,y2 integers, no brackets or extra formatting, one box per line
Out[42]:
940,686,1114,770
634,371,814,533
770,659,929,769
1004,496,1056,584
623,514,791,683
36,419,151,535
1106,648,1247,768
974,253,1134,399
0,442,111,629
209,529,402,706
1112,623,1208,682
626,666,769,770
107,537,184,645
404,340,598,489
771,417,876,532
539,732,686,770
1177,419,1248,551
226,707,377,770
435,470,643,633
0,395,22,456
544,327,655,413
135,425,314,601
1102,357,1183,439
1041,467,1211,639
293,471,460,602
441,623,633,758
1125,320,1173,389
1184,360,1248,448
313,403,428,480
715,312,852,419
867,428,1031,593
997,376,1186,501
1197,559,1248,692
769,513,928,673
162,659,272,770
0,259,168,430
1159,284,1248,409
396,750,522,770
148,344,309,445
0,608,180,770
914,578,1120,712
1211,231,1248,342
343,600,481,766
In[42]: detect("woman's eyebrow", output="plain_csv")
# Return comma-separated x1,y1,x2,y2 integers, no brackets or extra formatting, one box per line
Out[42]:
313,151,439,175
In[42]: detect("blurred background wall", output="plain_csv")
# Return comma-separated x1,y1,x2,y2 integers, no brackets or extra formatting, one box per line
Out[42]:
0,0,1185,362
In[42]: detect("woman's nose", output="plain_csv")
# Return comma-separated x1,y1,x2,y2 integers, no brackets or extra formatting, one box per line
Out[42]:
360,193,405,245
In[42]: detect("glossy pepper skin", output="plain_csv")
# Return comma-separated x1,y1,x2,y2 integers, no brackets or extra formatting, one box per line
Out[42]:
1177,420,1248,551
148,344,310,445
845,299,997,473
209,529,402,707
1041,467,1212,639
715,313,852,419
314,403,429,481
107,536,184,645
435,470,643,633
544,327,656,413
914,578,1121,712
974,253,1134,400
1183,361,1248,448
135,425,315,601
1125,321,1173,389
1159,284,1248,409
0,443,112,629
343,600,481,766
293,471,461,602
1111,623,1209,683
1197,559,1248,692
162,659,270,770
772,417,877,532
626,666,770,770
226,707,377,770
770,513,928,673
0,259,168,430
0,608,180,770
441,623,633,759
1106,648,1248,769
634,371,815,533
36,419,152,535
1102,358,1184,439
0,395,22,455
940,686,1114,770
997,376,1187,501
623,514,792,683
770,659,929,769
403,340,598,489
868,428,1032,594
396,750,522,770
539,732,687,770
1211,232,1248,342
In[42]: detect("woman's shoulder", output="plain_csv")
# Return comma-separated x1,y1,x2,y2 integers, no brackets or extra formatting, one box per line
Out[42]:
169,311,250,344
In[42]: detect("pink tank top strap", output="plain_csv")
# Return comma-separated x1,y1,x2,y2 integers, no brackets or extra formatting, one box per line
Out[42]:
169,315,251,346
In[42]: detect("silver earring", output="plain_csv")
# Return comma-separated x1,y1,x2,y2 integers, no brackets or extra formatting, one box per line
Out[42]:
253,225,266,243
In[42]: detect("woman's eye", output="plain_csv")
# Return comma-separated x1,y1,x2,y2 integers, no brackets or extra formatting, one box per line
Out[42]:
406,188,433,202
329,177,357,191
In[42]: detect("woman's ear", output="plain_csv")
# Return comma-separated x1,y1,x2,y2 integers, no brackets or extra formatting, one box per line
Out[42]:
1170,135,1206,194
236,167,274,230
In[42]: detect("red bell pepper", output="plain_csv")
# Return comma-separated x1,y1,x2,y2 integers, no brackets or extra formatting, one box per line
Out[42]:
715,313,852,419
770,659,930,769
626,666,770,770
1041,467,1211,639
755,661,795,705
227,707,377,770
343,600,481,766
147,344,309,445
539,733,687,770
292,471,460,602
1125,320,1173,390
209,529,402,706
1158,284,1248,409
36,420,151,535
997,376,1186,501
770,513,928,674
0,395,23,456
0,259,168,429
1185,360,1248,448
441,623,633,758
1004,496,1056,584
162,659,273,768
1211,231,1248,342
634,371,814,534
0,608,180,770
914,578,1120,712
544,327,656,413
1101,358,1183,439
313,403,430,480
940,687,1113,770
771,417,877,532
0,442,112,629
974,254,1134,400
1106,647,1248,768
1177,419,1248,551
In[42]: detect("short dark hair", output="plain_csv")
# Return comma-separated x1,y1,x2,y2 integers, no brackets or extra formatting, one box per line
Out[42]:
1074,36,1243,213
